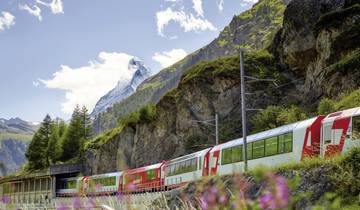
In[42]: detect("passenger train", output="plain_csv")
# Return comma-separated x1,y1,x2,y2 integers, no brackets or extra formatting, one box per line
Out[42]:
2,107,360,201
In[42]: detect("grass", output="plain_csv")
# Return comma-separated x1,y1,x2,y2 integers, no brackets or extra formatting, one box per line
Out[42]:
0,132,33,142
86,104,157,150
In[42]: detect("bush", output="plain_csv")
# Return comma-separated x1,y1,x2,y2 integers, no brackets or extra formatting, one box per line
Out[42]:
318,98,335,115
251,105,309,133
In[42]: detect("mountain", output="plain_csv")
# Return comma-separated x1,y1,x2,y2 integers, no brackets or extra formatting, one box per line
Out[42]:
91,57,151,119
0,118,37,176
92,0,290,133
84,0,360,175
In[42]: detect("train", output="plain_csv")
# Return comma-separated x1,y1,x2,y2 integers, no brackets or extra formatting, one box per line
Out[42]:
1,106,360,203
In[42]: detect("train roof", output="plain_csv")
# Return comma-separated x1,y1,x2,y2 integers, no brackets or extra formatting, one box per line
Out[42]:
124,162,165,174
166,148,211,165
212,116,321,151
89,171,122,179
323,107,360,123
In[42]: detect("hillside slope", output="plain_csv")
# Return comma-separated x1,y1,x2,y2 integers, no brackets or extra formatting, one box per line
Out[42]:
93,0,290,133
0,118,36,175
84,0,360,174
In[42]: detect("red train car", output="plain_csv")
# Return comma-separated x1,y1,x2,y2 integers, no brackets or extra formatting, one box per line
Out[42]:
121,161,166,194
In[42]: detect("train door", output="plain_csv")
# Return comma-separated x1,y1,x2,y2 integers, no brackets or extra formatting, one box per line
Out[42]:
321,117,351,158
209,150,220,176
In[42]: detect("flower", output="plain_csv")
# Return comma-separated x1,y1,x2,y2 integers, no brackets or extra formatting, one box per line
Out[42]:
1,196,10,204
72,196,82,209
258,175,290,210
199,196,208,210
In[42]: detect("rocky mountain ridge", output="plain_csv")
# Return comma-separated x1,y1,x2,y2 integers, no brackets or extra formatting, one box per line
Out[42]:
92,0,290,134
91,58,151,119
0,117,36,176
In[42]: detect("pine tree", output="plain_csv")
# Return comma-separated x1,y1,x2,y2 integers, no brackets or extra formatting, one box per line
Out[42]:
47,121,62,164
26,114,52,170
61,105,83,161
81,105,92,139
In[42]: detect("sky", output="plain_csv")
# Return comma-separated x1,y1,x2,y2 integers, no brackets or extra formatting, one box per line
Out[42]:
0,0,257,122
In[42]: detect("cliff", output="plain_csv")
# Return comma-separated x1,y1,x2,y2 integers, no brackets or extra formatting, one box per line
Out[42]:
84,0,360,174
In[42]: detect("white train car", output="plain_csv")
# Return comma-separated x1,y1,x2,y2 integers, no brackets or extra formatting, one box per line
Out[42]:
206,116,325,176
321,107,360,157
56,177,80,197
164,148,211,189
82,172,122,195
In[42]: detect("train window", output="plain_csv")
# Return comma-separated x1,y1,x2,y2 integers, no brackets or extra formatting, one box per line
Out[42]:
253,140,265,159
352,116,360,140
199,157,202,169
221,148,232,165
146,169,157,180
265,137,278,156
284,133,293,153
323,125,332,144
247,142,253,160
232,145,243,163
279,133,293,153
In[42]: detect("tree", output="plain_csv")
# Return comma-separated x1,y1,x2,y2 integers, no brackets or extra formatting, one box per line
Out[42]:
26,114,52,170
81,105,92,139
61,105,87,161
46,121,62,164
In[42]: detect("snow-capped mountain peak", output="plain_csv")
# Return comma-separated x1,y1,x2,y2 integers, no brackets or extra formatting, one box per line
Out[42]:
90,57,151,117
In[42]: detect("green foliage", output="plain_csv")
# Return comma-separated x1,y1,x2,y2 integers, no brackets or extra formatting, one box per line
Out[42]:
85,126,123,150
119,104,157,127
86,104,157,150
46,121,63,165
331,49,360,74
217,39,228,47
332,147,360,200
319,88,360,115
61,105,92,162
181,50,276,85
318,98,336,115
25,114,52,170
251,105,309,133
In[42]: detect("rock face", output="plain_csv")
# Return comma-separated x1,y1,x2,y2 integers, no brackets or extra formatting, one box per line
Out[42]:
91,58,151,119
271,0,360,105
92,0,290,133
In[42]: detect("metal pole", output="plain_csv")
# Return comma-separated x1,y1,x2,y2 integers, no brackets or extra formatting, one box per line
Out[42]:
240,49,248,172
215,114,219,145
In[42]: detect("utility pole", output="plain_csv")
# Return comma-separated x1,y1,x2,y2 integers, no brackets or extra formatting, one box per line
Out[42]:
215,114,219,145
240,49,248,172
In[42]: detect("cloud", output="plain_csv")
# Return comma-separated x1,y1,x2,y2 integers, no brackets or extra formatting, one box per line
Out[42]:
217,0,224,12
156,7,216,37
39,52,136,114
32,81,40,87
192,0,204,17
19,4,42,21
0,12,15,31
36,0,64,14
153,49,187,68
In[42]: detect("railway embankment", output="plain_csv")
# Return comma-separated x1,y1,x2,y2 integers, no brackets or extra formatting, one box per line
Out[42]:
161,147,360,210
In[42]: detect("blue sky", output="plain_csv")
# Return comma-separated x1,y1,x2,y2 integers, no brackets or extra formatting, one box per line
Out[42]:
0,0,257,122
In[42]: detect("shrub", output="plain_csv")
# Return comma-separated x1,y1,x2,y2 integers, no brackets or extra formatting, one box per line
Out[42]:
318,98,335,115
